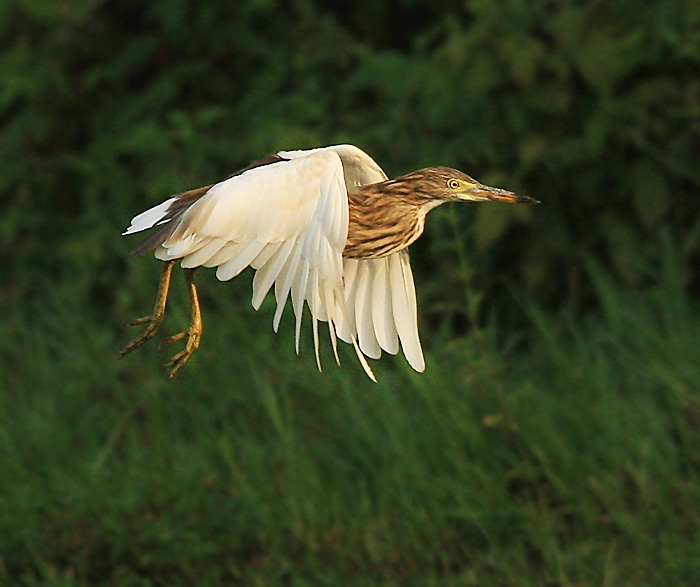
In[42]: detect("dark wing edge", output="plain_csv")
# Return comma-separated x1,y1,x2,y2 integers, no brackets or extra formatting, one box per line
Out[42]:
129,184,214,256
129,153,290,256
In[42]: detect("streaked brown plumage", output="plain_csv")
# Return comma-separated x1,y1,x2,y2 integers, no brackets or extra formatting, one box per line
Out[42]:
345,167,471,259
120,145,538,379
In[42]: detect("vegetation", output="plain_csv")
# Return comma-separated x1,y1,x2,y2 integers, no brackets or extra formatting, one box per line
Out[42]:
1,0,699,585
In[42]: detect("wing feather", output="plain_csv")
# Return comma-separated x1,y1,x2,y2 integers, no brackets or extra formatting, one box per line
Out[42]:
123,197,178,235
389,251,424,371
251,238,296,310
291,260,310,354
163,233,202,258
179,238,224,268
124,144,394,380
204,242,243,267
216,241,268,281
338,258,360,342
338,251,425,372
371,258,399,355
354,261,382,359
308,270,322,370
272,243,304,331
250,242,283,270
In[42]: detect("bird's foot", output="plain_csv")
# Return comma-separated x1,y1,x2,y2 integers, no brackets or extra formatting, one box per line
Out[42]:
118,314,164,358
161,324,202,378
118,260,175,361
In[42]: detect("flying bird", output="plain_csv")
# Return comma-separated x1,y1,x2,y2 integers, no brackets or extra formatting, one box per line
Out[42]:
120,144,538,380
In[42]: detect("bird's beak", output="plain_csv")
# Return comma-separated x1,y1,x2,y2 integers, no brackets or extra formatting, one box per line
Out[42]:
471,184,539,204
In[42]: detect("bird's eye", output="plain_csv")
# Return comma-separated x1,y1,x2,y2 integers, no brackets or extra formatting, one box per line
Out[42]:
447,179,461,190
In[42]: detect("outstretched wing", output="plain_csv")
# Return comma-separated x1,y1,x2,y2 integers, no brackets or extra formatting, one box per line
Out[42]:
337,251,425,373
278,144,387,193
124,144,426,377
123,145,385,379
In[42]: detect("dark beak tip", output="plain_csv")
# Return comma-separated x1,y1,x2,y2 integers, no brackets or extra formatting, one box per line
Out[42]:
518,194,540,204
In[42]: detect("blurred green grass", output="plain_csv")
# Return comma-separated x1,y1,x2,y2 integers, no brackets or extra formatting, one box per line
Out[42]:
1,252,698,586
2,1,700,584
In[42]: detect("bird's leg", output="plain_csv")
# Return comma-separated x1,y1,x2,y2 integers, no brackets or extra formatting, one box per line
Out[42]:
161,268,202,378
119,260,175,358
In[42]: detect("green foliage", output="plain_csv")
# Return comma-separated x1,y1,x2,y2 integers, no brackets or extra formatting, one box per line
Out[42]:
1,260,699,585
2,0,700,584
1,0,699,323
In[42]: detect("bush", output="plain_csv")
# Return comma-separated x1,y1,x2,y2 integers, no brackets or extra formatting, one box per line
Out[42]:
2,0,699,323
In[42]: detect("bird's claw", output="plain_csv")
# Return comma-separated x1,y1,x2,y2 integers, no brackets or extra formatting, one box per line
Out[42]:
118,314,163,358
162,327,201,378
117,262,202,378
125,315,155,327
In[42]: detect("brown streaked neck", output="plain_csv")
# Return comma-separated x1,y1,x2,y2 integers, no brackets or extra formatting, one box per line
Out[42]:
343,175,446,260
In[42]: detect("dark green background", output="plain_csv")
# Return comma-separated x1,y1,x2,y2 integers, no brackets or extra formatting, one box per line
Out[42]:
1,1,699,585
4,0,699,315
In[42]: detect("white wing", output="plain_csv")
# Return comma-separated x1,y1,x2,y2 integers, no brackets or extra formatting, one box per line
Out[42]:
338,250,425,372
124,146,384,379
123,144,426,377
278,144,387,193
281,146,427,371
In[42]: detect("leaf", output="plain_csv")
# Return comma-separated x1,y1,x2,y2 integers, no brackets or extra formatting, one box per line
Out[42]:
574,30,646,96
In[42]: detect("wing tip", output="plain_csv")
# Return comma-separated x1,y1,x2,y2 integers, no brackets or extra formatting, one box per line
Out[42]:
122,197,178,236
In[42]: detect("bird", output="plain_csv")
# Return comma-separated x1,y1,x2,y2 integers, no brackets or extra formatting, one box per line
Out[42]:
119,144,538,380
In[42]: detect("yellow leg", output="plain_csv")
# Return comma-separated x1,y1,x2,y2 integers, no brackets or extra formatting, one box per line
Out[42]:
119,260,175,358
161,268,202,378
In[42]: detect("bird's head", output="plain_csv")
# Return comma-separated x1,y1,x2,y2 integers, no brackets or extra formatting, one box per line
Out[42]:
404,167,539,205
